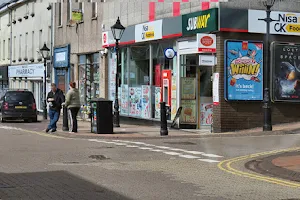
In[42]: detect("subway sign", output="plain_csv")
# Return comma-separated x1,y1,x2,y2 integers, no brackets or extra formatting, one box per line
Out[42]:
249,10,300,36
182,8,218,36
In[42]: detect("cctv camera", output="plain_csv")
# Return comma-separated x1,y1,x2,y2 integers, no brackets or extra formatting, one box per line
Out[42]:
47,5,52,10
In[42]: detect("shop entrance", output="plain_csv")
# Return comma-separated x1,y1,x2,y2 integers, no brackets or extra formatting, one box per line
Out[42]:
55,68,69,94
179,54,213,129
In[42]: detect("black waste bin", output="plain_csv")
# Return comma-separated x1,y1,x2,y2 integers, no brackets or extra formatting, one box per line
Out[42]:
90,98,113,134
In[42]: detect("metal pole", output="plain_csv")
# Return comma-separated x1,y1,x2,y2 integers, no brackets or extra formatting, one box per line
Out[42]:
263,5,272,131
62,105,69,131
160,102,168,136
43,59,47,120
113,40,120,127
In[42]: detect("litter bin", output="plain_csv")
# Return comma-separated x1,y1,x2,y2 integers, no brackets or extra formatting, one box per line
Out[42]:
90,98,113,134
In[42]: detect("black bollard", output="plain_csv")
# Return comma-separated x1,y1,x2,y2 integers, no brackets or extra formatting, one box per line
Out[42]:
160,102,168,136
62,105,69,131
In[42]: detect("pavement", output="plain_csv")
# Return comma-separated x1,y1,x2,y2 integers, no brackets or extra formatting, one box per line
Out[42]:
6,115,300,140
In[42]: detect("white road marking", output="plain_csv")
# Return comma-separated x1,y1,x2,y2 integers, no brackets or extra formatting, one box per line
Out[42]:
138,147,153,150
156,146,171,149
88,139,223,163
149,149,164,152
198,159,220,163
179,155,200,159
183,151,204,155
126,145,139,148
201,153,223,158
163,152,182,156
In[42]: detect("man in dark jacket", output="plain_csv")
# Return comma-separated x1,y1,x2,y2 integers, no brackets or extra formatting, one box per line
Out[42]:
46,83,65,133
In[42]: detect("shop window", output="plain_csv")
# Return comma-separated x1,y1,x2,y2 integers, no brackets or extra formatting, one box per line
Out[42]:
199,67,212,97
129,44,150,86
92,53,100,98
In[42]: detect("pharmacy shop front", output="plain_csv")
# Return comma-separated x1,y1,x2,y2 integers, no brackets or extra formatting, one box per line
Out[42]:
176,34,217,130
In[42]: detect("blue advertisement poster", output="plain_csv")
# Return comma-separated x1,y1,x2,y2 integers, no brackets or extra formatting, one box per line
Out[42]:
225,40,263,101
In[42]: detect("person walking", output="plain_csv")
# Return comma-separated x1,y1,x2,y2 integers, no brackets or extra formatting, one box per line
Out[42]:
65,82,81,133
46,83,65,133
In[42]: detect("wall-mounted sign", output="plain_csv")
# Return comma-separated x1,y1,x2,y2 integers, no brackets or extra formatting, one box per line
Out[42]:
135,20,162,43
213,73,219,105
224,40,263,101
271,42,300,102
249,10,300,36
197,33,216,53
164,48,176,59
8,64,44,78
102,32,108,47
199,55,215,66
71,10,83,22
182,8,218,36
54,45,70,68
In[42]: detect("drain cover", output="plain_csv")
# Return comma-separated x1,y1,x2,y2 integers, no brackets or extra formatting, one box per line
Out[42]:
89,155,109,160
164,141,196,145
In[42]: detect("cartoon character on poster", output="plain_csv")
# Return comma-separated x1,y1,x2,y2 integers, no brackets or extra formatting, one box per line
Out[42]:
273,43,300,101
121,85,129,115
226,41,263,101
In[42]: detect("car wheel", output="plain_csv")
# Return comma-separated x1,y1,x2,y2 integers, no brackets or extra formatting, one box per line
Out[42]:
25,119,33,123
32,116,38,122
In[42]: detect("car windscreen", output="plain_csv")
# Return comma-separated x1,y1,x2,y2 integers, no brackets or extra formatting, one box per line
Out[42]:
5,92,34,102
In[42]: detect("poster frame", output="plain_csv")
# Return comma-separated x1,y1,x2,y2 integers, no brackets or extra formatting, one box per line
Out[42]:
224,39,264,102
270,41,300,103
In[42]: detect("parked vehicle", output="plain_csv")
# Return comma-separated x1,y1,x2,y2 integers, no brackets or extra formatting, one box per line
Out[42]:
0,90,38,122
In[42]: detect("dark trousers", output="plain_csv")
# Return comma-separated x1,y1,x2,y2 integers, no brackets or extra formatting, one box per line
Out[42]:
68,107,80,132
48,109,60,131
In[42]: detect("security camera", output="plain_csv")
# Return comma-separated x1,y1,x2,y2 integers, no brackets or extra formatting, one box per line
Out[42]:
47,5,52,10
100,48,108,56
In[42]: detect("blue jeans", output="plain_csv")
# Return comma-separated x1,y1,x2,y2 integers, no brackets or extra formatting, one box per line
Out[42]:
48,109,60,130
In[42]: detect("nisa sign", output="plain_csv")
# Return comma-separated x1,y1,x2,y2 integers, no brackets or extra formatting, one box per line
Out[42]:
249,10,300,36
135,20,162,43
182,8,218,36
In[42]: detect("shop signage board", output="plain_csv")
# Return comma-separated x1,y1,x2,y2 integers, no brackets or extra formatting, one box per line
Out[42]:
197,34,216,53
135,20,163,43
54,45,70,68
180,100,197,124
213,73,220,105
121,85,129,115
182,8,218,36
249,10,300,36
224,40,264,101
129,87,142,117
271,42,300,102
199,55,216,66
181,77,196,100
141,85,151,119
8,64,44,78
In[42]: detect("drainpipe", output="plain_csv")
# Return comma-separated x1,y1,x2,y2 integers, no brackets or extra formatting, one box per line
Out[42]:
6,5,13,66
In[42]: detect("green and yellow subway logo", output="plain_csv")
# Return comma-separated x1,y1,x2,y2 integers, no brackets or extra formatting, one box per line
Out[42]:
186,13,211,31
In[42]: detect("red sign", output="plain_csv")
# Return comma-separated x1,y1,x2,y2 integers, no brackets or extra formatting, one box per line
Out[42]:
197,34,216,53
103,33,107,44
201,36,214,47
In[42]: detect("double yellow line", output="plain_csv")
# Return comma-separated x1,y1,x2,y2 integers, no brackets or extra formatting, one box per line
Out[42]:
218,147,300,188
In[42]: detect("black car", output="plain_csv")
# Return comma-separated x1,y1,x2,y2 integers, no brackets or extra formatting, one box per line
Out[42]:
0,90,38,122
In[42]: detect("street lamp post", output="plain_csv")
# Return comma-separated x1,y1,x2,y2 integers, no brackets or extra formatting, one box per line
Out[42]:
111,17,125,127
40,43,50,120
259,0,280,131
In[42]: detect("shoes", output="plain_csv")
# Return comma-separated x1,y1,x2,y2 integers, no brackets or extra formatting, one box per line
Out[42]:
45,128,50,133
51,129,57,133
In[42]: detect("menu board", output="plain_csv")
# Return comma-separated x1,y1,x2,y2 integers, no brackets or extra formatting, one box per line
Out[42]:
181,78,196,100
121,85,129,115
129,87,142,117
154,87,161,119
180,100,197,124
141,85,151,119
200,103,213,126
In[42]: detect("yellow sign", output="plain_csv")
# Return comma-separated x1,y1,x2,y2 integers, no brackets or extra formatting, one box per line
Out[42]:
72,11,83,22
145,31,154,39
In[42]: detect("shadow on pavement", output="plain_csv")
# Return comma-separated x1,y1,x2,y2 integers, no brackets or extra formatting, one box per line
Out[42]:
0,170,133,200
